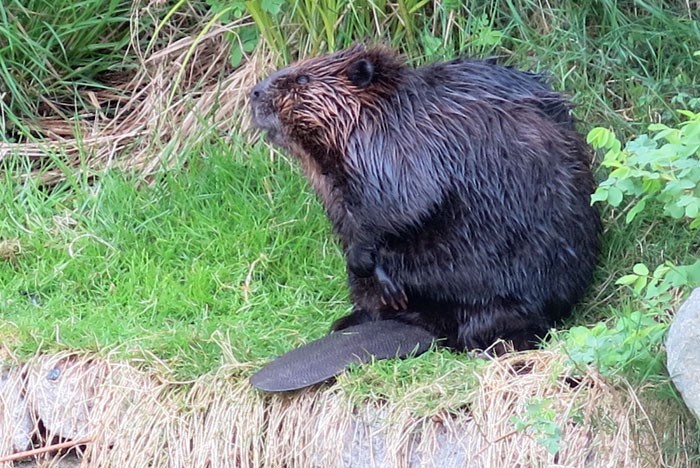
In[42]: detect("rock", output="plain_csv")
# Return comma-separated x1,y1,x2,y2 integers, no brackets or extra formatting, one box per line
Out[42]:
666,287,700,419
337,406,472,467
0,367,34,453
26,355,103,441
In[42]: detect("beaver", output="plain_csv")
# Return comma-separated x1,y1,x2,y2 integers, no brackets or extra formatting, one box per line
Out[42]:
249,44,600,353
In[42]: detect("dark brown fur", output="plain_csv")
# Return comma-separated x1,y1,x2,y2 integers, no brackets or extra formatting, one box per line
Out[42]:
250,45,600,352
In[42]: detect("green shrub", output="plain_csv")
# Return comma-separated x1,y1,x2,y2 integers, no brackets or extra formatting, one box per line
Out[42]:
563,312,667,379
562,109,700,381
588,110,700,227
511,398,565,455
589,109,700,316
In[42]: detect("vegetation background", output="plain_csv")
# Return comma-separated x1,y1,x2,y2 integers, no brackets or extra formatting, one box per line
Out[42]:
1,0,699,463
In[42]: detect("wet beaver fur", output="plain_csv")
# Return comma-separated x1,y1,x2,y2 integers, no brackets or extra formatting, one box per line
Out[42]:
250,44,600,352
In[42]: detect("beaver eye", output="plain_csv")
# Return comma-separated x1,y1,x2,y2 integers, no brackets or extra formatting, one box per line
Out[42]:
296,75,310,85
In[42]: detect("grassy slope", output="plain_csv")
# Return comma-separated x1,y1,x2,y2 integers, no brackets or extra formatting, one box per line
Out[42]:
0,139,489,414
0,136,696,380
0,144,348,376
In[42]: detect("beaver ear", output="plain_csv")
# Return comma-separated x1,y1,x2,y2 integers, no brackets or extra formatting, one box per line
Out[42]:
347,59,375,88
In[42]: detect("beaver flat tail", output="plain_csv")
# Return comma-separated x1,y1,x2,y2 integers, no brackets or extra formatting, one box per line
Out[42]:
250,320,435,392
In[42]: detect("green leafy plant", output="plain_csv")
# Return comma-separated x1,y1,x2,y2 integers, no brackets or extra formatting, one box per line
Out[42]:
587,110,700,227
587,110,700,300
204,0,258,67
563,312,667,379
615,260,700,309
511,398,564,455
567,108,700,383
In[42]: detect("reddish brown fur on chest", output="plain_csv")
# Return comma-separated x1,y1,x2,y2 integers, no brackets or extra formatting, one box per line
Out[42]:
289,142,351,238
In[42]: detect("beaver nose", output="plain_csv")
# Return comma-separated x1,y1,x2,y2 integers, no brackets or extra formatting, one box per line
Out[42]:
250,81,268,101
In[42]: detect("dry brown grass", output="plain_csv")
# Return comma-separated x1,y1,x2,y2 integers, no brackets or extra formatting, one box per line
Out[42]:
1,347,695,467
0,3,271,184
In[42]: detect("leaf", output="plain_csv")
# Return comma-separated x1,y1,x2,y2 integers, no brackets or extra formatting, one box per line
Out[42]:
616,177,642,196
230,46,244,68
641,178,662,194
607,186,624,207
625,198,647,223
610,166,631,179
680,121,700,141
566,326,590,344
474,29,504,47
230,1,247,18
669,180,696,193
644,280,671,300
666,203,686,219
260,0,284,15
666,266,689,287
626,134,657,154
240,24,260,51
591,188,608,204
648,123,670,132
677,143,700,158
616,274,639,285
421,34,442,58
652,264,671,279
587,127,615,148
677,109,699,120
632,263,649,276
652,127,680,143
633,276,648,295
229,24,259,68
685,260,700,285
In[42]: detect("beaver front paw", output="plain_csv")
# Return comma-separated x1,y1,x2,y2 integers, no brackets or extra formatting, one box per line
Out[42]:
375,265,408,311
346,243,375,278
347,244,408,311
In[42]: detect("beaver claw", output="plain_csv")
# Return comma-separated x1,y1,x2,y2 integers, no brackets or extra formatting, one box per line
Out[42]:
375,265,408,311
347,243,408,310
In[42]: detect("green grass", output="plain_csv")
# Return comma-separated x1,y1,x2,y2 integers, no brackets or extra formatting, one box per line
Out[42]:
0,141,353,377
3,0,698,138
0,134,695,382
0,139,489,409
0,0,136,139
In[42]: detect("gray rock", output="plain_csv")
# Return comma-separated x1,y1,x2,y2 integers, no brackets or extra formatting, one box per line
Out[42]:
26,356,98,441
337,406,473,468
666,287,700,419
0,367,34,453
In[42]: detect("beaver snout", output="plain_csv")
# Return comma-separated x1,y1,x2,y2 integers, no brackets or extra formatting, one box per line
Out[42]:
250,80,270,102
248,88,286,148
249,79,275,129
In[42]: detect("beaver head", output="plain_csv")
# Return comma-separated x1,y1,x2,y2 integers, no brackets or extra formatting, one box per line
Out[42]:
249,44,403,158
